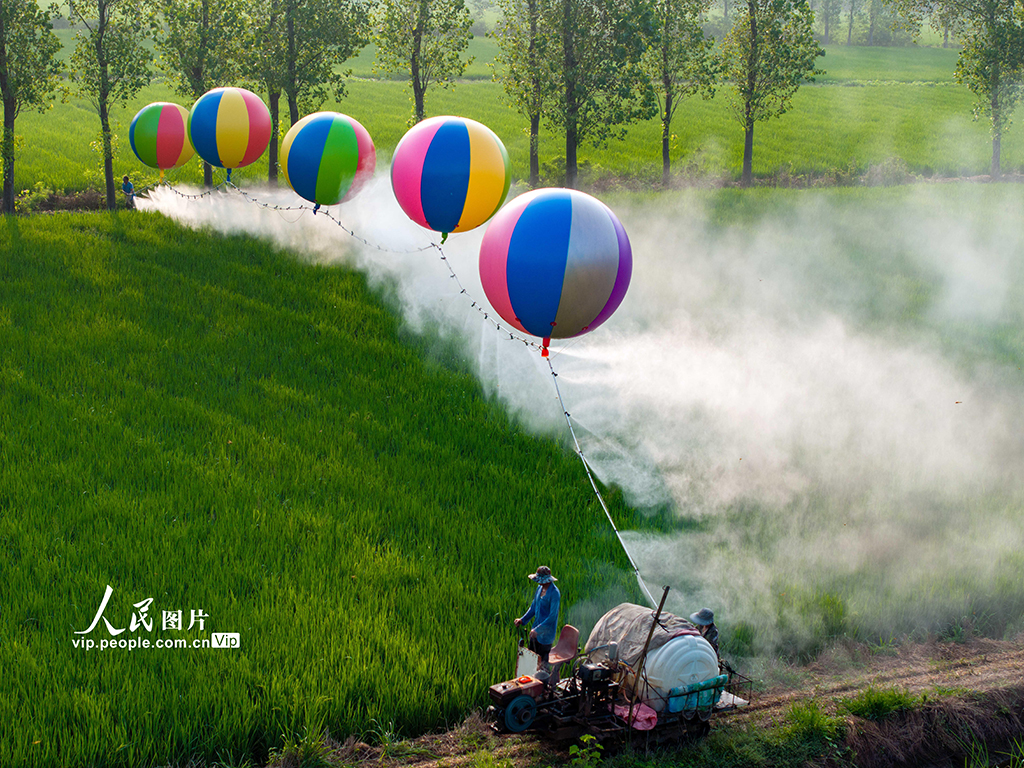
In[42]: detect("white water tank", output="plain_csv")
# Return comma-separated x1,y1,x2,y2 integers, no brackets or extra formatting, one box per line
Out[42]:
634,634,719,712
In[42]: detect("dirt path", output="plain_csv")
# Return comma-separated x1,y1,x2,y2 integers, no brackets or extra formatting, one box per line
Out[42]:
315,637,1024,768
730,637,1024,727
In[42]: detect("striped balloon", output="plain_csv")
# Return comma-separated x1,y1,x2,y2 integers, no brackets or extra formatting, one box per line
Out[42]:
479,189,632,345
281,112,376,206
391,116,510,235
129,102,194,169
187,87,272,170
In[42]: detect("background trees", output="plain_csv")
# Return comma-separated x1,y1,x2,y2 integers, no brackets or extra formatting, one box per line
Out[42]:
151,0,243,187
887,0,1024,176
0,0,62,213
67,0,152,209
373,0,473,123
492,0,556,186
720,0,823,186
642,0,718,185
546,0,657,187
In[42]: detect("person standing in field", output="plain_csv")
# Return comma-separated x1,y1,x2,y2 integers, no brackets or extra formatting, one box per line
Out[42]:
514,565,561,667
122,175,135,210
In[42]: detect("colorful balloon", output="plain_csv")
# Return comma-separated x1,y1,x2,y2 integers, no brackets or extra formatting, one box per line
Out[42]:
129,102,195,170
391,116,510,236
281,112,376,206
479,188,632,351
187,87,272,171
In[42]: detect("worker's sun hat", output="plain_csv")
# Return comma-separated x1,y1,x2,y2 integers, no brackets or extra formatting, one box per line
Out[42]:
690,607,715,626
528,565,557,584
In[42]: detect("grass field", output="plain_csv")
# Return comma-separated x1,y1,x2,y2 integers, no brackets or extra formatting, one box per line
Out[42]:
14,40,1023,197
0,212,650,768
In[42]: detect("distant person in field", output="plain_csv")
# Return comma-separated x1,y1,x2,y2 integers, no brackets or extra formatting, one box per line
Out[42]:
690,607,719,655
122,175,135,210
514,565,561,667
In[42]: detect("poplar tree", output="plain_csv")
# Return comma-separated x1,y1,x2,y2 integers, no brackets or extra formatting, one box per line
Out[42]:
0,0,62,213
151,0,243,187
888,0,1024,177
546,0,657,188
492,0,556,186
720,0,823,186
244,0,367,182
642,0,717,185
372,0,473,123
67,0,152,209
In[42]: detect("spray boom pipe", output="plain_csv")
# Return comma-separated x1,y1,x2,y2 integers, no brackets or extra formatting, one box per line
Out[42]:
546,356,657,608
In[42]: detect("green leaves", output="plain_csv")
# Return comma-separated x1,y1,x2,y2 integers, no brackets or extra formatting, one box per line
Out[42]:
721,0,824,127
372,0,474,122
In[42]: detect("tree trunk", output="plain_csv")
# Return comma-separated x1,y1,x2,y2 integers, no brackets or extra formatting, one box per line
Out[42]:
286,6,298,125
100,98,115,209
991,90,1001,178
867,0,876,45
847,0,854,45
528,0,540,187
563,0,578,189
823,5,830,44
742,0,757,187
529,111,540,187
662,88,673,186
96,21,116,210
411,0,428,122
724,0,729,22
2,97,15,214
742,118,754,186
268,90,280,184
204,161,213,188
0,12,14,214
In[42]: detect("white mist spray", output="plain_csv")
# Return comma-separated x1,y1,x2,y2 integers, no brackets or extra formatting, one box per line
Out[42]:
148,181,1024,653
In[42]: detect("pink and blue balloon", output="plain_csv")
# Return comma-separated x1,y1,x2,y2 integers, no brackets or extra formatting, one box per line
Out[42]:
479,188,632,353
187,87,272,175
129,102,195,170
281,112,376,207
391,116,510,236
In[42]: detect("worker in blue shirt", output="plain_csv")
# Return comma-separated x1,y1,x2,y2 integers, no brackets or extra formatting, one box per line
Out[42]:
514,565,560,666
122,175,135,210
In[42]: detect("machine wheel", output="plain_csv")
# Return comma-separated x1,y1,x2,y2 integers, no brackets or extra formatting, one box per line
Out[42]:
503,695,537,733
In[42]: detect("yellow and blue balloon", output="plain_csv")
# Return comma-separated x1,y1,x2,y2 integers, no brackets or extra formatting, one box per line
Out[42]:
391,116,510,237
479,188,632,356
188,87,272,176
281,112,376,207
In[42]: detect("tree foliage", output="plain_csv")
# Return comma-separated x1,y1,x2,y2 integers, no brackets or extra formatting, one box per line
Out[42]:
887,0,1024,176
67,0,152,209
641,0,717,185
720,0,823,185
151,0,244,186
242,0,367,182
492,0,557,185
546,0,657,188
0,0,62,213
372,0,473,123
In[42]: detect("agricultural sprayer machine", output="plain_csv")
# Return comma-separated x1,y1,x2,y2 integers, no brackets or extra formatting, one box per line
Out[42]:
486,589,752,744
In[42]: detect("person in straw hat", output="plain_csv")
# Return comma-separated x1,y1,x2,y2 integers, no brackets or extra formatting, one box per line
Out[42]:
514,565,561,666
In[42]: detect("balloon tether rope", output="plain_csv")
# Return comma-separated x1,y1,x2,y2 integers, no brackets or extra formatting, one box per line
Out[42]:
546,356,657,608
